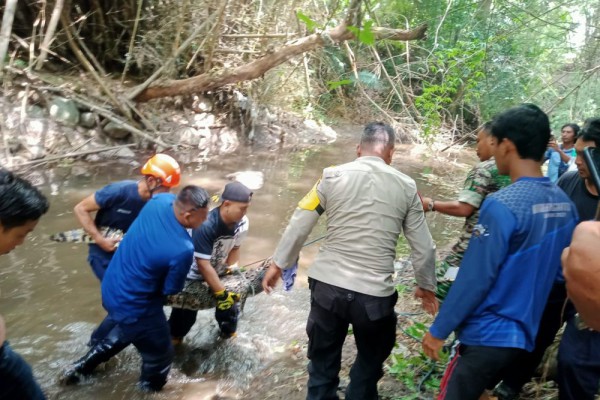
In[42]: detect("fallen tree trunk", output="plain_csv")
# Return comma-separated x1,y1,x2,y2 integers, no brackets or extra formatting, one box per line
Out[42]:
134,23,427,102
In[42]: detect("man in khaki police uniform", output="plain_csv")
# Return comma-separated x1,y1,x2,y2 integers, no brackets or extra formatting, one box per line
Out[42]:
262,122,438,400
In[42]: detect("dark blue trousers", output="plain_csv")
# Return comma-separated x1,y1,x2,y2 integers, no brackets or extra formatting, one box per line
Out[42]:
557,316,600,400
0,342,46,400
87,251,112,282
305,280,398,400
90,313,174,390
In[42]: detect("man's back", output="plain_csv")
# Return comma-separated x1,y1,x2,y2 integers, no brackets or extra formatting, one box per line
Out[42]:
93,180,145,232
102,193,194,321
88,180,146,261
308,156,435,297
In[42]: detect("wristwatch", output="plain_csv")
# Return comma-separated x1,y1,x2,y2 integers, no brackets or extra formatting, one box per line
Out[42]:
428,200,435,212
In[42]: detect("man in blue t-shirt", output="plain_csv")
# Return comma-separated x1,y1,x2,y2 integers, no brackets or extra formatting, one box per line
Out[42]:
61,186,209,392
422,104,579,400
544,123,579,183
168,181,252,343
493,119,600,400
74,154,182,281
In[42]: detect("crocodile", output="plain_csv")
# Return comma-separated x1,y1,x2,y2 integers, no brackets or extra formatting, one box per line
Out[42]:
49,227,124,243
166,259,271,311
50,229,294,312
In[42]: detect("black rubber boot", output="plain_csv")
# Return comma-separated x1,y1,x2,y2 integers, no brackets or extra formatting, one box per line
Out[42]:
60,338,127,385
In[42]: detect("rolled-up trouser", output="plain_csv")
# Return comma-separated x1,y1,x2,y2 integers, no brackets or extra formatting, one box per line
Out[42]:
557,316,600,400
168,308,198,339
0,341,46,400
306,279,398,400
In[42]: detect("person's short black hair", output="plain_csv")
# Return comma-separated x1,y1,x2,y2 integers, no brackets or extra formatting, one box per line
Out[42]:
561,123,581,136
480,121,493,135
361,122,395,147
177,185,209,209
490,104,550,161
578,118,600,147
0,169,49,230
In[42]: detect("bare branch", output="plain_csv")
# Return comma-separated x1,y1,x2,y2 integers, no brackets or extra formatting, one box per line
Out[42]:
134,23,428,102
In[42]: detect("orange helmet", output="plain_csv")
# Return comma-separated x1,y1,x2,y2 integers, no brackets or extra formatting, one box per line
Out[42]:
141,154,181,188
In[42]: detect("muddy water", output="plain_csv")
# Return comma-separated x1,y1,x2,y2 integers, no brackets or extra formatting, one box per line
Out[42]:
1,127,473,399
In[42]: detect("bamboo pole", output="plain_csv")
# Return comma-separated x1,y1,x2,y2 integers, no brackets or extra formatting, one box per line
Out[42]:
60,12,131,119
121,0,144,83
126,5,223,101
0,0,19,81
35,0,65,70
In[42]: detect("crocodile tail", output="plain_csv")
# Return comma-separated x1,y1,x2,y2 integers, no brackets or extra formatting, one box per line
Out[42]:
49,227,124,244
49,228,91,243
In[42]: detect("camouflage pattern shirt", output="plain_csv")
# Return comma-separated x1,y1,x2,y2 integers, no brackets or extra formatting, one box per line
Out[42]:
441,158,511,270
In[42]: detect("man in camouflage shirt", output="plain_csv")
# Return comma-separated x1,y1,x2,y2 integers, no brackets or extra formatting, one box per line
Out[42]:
421,122,511,300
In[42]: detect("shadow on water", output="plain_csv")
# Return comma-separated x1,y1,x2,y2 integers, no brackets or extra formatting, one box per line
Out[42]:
0,126,475,399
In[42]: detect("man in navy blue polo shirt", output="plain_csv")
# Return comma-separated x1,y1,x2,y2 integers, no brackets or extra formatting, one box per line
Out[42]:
74,154,182,281
61,186,209,392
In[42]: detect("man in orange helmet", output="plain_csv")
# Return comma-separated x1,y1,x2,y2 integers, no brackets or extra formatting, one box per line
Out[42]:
74,154,181,348
74,153,181,281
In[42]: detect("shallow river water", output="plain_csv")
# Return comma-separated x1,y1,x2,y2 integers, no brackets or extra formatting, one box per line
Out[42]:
1,127,473,399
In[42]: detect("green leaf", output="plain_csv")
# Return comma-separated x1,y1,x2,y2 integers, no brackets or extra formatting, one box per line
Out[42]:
360,20,375,45
297,11,318,32
347,21,375,46
327,79,353,90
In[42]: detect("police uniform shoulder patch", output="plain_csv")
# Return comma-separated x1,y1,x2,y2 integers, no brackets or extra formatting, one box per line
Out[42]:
298,179,321,211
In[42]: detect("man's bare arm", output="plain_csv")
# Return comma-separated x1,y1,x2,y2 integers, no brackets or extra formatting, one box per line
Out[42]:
226,247,241,267
562,221,600,330
73,194,119,252
422,197,476,217
196,258,225,293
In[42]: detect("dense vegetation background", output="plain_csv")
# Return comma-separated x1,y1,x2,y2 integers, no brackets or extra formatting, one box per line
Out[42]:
2,0,599,142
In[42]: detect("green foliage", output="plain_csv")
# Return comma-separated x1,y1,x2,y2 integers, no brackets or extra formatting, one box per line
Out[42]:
327,79,354,90
347,20,376,46
395,235,411,257
387,339,448,397
415,38,487,137
297,11,319,32
315,0,596,139
395,283,408,295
